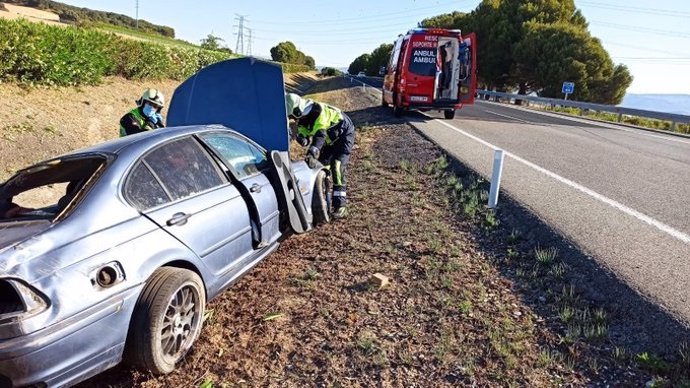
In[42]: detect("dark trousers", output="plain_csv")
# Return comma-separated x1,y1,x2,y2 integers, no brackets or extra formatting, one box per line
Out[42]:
318,115,355,209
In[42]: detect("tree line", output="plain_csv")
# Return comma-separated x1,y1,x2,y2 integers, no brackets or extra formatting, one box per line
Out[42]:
348,0,632,105
270,41,315,70
4,0,175,38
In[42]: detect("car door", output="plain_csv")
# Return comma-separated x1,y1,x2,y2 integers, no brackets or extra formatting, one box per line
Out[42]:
198,132,281,246
124,136,255,278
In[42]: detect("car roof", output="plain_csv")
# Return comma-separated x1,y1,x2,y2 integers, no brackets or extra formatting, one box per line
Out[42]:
62,124,243,156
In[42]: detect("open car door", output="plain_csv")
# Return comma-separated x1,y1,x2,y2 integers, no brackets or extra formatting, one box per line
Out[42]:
459,32,477,105
167,58,311,234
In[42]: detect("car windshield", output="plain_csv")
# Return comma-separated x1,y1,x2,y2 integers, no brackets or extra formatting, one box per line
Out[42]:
0,155,108,222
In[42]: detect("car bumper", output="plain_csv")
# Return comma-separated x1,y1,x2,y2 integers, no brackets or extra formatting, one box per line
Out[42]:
0,285,141,387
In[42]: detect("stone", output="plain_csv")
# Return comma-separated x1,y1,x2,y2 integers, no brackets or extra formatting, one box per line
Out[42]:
369,273,390,289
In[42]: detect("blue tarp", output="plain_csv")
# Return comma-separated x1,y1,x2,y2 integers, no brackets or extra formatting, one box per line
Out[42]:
167,58,289,152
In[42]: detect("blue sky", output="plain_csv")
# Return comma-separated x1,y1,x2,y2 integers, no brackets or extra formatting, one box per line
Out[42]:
58,0,690,94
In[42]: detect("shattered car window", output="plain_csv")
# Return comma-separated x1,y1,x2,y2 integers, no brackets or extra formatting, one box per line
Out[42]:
201,133,267,179
144,137,225,200
0,155,107,221
125,163,171,210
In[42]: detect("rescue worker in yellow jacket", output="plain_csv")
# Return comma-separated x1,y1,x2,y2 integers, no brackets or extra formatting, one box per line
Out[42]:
285,93,355,219
119,88,165,137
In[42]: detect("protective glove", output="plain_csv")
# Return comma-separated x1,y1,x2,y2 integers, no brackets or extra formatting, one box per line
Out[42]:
305,146,320,168
296,134,309,147
155,113,164,126
307,146,320,160
305,154,318,168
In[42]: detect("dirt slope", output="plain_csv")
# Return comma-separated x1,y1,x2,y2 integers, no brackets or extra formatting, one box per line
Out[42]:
73,79,659,387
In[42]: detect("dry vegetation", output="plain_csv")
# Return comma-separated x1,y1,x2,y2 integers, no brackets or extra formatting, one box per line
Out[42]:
3,75,687,387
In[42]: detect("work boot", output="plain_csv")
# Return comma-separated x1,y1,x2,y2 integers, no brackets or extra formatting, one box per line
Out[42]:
332,206,348,220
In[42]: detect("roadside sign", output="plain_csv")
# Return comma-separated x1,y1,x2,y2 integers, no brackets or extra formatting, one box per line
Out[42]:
562,81,575,100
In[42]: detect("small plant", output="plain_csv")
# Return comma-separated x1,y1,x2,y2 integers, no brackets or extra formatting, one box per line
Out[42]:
548,262,568,278
534,246,558,265
203,309,216,323
586,357,600,374
636,352,671,374
291,267,321,288
559,284,578,304
613,346,628,360
584,323,608,340
356,333,376,355
506,229,522,244
199,379,214,388
537,349,559,367
506,248,519,259
459,300,473,315
399,159,414,173
593,308,607,324
483,209,499,230
559,306,575,323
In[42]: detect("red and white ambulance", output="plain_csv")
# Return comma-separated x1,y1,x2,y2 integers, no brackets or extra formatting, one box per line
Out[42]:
382,28,477,119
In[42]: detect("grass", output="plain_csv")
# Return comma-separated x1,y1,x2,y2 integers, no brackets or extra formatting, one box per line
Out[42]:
93,23,203,50
542,105,690,134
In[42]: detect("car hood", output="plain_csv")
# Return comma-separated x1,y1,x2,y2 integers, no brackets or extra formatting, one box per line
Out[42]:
167,57,290,152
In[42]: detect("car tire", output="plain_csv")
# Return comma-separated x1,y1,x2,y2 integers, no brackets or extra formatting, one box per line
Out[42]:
126,267,205,375
312,169,331,226
444,110,456,119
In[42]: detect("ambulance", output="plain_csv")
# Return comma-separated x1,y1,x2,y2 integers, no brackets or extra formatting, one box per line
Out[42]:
382,28,477,119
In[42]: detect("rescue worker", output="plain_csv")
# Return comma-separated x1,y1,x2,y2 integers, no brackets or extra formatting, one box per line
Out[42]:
119,88,165,137
285,93,355,219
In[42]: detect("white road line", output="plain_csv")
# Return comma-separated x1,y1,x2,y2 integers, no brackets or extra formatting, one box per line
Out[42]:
482,109,534,124
432,118,690,245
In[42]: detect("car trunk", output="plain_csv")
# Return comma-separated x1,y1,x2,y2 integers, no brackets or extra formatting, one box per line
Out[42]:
0,220,51,253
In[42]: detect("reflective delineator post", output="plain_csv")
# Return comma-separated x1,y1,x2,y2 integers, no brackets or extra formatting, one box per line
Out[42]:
488,149,505,209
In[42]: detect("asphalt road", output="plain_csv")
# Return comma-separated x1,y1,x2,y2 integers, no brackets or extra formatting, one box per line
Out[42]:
407,100,690,327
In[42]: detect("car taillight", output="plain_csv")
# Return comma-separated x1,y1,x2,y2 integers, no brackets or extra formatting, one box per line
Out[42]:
0,279,48,322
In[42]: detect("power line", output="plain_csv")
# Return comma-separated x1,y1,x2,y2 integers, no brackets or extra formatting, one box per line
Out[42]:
591,20,690,39
578,0,690,18
245,27,252,56
604,41,690,57
250,0,469,26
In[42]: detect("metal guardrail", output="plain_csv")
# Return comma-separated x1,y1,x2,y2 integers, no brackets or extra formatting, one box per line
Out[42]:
477,90,690,131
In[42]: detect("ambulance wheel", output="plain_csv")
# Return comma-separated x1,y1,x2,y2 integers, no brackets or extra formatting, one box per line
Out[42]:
444,110,456,119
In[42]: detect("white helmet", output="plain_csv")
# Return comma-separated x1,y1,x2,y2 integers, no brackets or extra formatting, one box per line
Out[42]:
137,88,165,108
285,93,313,118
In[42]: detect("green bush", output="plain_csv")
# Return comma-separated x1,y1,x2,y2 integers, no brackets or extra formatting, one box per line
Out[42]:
0,19,308,86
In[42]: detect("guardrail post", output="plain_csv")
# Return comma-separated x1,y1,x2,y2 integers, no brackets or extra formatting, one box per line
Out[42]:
488,149,505,209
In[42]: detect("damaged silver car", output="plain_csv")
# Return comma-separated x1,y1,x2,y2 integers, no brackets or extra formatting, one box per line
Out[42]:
0,58,330,387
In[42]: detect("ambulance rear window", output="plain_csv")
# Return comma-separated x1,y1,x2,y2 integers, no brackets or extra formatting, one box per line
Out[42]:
409,46,437,76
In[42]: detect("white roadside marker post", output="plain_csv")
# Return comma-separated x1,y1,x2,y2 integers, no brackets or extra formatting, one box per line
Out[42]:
488,149,505,209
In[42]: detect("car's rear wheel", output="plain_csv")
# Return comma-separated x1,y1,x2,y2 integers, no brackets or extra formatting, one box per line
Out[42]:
444,110,456,119
312,169,331,226
126,267,205,374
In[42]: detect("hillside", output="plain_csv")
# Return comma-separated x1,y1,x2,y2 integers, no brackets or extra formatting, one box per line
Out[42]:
0,72,319,181
2,0,174,37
